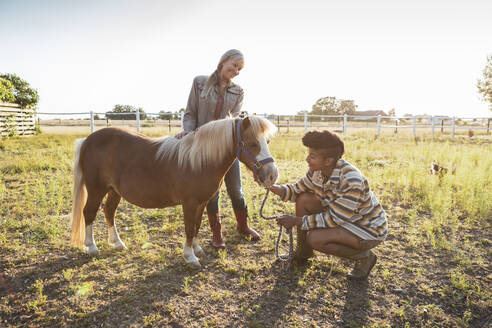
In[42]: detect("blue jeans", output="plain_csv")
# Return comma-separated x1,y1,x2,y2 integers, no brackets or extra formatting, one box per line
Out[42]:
206,159,247,214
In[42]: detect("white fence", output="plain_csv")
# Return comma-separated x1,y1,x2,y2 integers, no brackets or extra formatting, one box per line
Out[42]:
0,103,36,137
36,110,492,138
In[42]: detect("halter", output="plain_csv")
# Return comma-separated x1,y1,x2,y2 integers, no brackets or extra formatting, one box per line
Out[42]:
236,118,274,179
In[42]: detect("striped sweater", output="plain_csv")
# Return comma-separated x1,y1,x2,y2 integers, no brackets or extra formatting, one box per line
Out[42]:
279,159,388,241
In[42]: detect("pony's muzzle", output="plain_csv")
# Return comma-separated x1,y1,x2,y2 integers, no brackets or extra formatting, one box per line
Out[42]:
257,163,278,188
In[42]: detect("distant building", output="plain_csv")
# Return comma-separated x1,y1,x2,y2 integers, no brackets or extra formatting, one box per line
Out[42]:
352,110,388,121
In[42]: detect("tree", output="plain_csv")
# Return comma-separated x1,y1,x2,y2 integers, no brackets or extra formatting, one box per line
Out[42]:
388,108,396,116
0,78,16,103
312,96,339,115
477,54,492,111
0,73,39,109
338,100,357,115
106,104,147,120
311,96,357,116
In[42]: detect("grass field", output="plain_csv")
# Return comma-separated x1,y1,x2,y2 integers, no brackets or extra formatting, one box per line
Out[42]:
0,129,491,327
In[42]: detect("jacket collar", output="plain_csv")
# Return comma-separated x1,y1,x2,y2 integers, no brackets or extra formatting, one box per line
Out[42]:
326,159,345,185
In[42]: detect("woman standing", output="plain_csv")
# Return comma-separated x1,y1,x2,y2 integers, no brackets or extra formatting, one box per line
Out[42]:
176,49,260,248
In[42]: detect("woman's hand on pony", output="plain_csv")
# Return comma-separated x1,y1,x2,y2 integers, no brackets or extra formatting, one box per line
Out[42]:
175,130,190,139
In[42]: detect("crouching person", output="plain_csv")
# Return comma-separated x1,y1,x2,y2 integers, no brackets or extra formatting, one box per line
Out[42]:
268,130,388,279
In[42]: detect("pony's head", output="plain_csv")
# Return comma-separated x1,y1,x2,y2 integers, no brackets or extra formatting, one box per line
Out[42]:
235,116,278,188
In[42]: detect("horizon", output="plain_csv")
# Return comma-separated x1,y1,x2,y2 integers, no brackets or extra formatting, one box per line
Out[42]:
1,0,491,118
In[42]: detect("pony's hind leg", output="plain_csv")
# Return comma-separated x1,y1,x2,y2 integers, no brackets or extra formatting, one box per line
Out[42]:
83,190,106,256
104,189,127,251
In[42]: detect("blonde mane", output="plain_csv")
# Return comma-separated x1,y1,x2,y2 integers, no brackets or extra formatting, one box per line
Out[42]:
153,116,277,172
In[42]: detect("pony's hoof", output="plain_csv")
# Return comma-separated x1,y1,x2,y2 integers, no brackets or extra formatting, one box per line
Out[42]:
86,245,99,256
194,246,205,257
186,260,202,269
109,240,127,251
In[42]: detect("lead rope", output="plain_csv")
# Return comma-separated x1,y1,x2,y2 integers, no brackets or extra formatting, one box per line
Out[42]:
260,190,339,275
259,190,295,268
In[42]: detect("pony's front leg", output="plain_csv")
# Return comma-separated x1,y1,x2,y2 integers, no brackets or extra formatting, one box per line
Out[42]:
182,201,202,268
192,203,207,257
193,239,204,257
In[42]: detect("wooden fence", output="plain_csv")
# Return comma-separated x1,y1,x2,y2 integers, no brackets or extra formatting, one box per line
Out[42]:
0,102,36,137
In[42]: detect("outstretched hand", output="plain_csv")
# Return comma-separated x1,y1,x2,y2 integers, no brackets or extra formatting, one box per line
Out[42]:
276,215,302,229
267,184,282,196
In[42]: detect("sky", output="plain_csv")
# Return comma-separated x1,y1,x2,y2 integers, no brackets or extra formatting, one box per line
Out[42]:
1,0,491,118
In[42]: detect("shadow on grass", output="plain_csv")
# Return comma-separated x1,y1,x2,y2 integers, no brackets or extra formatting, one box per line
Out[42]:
1,243,193,327
0,249,94,298
340,278,369,327
66,260,192,328
239,262,310,327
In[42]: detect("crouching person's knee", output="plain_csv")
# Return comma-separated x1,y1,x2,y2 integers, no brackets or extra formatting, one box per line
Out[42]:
305,230,334,252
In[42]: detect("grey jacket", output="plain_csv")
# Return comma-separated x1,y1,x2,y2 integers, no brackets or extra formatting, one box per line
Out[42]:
182,75,244,131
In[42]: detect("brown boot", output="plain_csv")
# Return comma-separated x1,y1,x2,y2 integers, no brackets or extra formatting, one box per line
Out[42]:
292,228,314,266
208,212,225,249
331,245,377,279
233,208,261,241
346,250,377,279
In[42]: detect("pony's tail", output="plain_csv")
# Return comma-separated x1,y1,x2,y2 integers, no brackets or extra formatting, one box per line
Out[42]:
70,138,87,248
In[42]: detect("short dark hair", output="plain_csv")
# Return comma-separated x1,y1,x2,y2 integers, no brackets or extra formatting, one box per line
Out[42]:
302,130,344,159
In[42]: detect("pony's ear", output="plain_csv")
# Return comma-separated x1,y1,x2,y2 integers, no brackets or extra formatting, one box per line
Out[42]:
241,116,251,131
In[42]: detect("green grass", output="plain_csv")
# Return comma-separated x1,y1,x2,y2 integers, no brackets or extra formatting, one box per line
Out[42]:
0,131,491,327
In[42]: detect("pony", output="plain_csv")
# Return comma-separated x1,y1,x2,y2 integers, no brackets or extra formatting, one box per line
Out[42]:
69,116,278,267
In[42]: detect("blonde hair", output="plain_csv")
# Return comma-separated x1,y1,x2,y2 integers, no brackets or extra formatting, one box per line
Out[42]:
201,49,244,98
